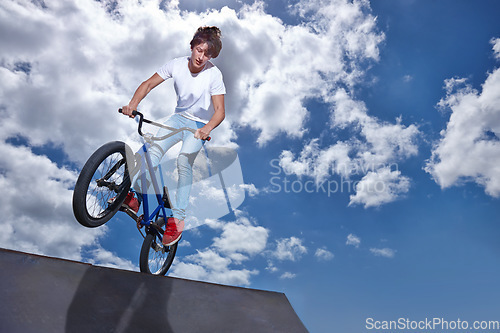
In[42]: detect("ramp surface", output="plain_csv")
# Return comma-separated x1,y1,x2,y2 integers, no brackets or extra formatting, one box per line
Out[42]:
0,248,308,333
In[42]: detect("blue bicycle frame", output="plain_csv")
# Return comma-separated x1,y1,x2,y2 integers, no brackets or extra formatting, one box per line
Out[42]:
136,141,172,230
119,109,210,236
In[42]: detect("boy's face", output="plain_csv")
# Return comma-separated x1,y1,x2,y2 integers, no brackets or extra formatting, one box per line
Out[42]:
189,42,212,73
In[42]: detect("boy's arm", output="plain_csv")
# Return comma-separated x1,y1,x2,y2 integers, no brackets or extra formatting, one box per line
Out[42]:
122,73,165,117
195,94,225,140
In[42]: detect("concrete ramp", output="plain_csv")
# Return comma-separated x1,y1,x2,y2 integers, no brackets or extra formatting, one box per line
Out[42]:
0,248,308,333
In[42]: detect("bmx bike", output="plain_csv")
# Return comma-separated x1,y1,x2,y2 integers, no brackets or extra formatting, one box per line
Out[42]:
72,109,209,275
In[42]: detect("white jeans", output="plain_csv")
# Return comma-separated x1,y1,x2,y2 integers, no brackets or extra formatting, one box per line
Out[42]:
141,114,205,220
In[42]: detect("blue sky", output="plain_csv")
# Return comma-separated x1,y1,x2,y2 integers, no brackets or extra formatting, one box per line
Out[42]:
1,1,500,332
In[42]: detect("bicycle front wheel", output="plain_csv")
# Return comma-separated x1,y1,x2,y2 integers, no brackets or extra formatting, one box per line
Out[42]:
72,141,132,228
140,218,178,275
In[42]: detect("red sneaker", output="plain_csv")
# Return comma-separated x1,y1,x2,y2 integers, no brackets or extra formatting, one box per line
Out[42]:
162,217,184,246
122,192,140,213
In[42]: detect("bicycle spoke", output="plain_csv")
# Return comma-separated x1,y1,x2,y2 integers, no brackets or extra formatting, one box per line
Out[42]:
85,152,126,219
148,238,171,274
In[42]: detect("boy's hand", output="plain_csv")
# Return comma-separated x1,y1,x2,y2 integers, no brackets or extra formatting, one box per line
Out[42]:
194,126,211,140
121,105,136,118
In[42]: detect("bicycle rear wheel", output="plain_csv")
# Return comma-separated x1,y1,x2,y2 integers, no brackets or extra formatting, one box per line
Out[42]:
140,218,178,275
72,141,132,228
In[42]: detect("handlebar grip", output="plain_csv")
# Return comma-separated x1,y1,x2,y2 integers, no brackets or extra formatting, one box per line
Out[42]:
118,108,138,117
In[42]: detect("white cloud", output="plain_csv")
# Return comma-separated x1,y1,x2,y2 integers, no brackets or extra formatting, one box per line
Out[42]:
186,249,233,272
212,216,269,260
349,167,411,208
370,247,396,258
88,247,138,271
314,247,334,261
279,139,355,181
279,116,417,207
169,261,210,281
171,251,259,286
177,0,249,13
426,42,500,197
403,75,413,82
492,37,500,60
346,233,361,248
264,237,308,277
239,183,259,197
293,0,383,61
266,260,279,273
169,214,268,286
1,1,133,160
239,0,385,144
271,3,420,207
0,142,107,261
280,272,297,279
272,237,308,261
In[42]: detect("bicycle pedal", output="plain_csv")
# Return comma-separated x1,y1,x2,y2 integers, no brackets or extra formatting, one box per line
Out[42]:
152,242,165,252
121,205,139,220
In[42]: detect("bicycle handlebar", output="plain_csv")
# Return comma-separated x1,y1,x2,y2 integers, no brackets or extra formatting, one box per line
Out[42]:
118,108,211,141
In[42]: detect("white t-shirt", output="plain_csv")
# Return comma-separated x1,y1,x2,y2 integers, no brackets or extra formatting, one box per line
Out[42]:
156,56,226,124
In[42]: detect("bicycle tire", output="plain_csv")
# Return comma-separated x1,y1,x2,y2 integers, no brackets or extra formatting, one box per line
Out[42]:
139,218,178,275
72,141,132,228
